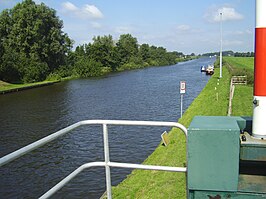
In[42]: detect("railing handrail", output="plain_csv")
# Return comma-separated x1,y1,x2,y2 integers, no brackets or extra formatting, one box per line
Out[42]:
39,161,187,199
0,120,187,199
0,120,187,167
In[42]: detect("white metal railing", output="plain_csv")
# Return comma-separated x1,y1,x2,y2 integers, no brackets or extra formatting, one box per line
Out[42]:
0,120,187,199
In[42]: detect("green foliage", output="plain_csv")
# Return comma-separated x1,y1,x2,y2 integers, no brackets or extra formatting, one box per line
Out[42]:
21,59,49,83
234,52,254,57
45,72,62,81
116,34,138,65
0,51,22,82
86,35,118,70
74,57,103,77
72,33,183,75
0,0,72,83
223,57,254,85
223,56,254,116
0,1,188,83
139,44,150,62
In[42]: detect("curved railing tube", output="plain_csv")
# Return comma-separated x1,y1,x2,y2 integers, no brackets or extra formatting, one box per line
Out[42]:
0,120,187,199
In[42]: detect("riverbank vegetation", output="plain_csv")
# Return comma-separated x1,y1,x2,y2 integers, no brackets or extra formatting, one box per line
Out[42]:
223,57,254,116
110,56,253,198
202,51,254,57
0,0,192,87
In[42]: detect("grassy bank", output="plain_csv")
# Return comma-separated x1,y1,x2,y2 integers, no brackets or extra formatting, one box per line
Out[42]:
110,62,231,198
223,57,254,116
1,58,200,95
223,57,254,71
0,80,60,94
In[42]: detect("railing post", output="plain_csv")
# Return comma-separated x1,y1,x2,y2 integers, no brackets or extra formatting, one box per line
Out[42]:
103,124,112,199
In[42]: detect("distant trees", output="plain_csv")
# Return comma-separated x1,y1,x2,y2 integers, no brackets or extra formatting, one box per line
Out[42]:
0,0,187,83
72,34,180,77
202,51,254,57
0,0,72,83
234,52,254,57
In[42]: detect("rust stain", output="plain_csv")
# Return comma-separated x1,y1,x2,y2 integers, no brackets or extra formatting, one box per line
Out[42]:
207,195,221,199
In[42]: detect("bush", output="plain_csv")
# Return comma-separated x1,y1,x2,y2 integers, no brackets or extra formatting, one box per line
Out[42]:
0,51,22,83
45,72,62,81
224,58,254,85
22,61,49,83
74,58,103,77
230,68,254,85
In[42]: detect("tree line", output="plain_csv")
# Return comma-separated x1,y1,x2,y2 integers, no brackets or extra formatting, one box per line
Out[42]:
202,51,254,57
0,0,185,83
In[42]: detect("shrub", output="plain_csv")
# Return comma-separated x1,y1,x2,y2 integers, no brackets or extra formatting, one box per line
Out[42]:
22,61,49,83
74,58,103,77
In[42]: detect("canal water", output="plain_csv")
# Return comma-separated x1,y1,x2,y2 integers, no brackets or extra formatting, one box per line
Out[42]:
0,57,215,198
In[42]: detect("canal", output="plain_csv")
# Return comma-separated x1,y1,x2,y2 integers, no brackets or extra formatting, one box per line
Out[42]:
0,57,215,198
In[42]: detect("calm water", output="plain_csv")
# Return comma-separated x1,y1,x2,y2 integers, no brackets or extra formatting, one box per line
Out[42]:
0,57,215,198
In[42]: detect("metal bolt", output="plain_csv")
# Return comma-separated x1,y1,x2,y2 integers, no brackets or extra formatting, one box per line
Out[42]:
241,135,246,141
253,99,259,106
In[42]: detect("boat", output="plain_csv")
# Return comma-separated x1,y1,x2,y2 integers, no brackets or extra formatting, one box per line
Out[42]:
205,65,214,75
200,66,206,72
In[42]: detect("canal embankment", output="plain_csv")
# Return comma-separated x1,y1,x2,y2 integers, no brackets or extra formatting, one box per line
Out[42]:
0,57,199,95
0,80,60,95
111,57,253,198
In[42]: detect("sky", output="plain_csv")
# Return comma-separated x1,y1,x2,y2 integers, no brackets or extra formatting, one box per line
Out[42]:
0,0,255,54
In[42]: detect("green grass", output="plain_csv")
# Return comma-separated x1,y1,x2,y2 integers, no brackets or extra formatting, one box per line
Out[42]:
232,85,253,116
110,65,231,198
0,80,59,93
223,56,254,117
223,57,254,71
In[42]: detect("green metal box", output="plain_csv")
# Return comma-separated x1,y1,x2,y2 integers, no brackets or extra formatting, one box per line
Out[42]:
187,116,241,192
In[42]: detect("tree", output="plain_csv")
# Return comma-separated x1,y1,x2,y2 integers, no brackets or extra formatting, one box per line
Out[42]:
0,0,73,83
86,35,118,70
74,57,103,77
139,44,150,62
116,34,138,65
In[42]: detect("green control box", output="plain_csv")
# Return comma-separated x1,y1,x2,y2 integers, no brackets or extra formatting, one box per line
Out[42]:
187,116,266,198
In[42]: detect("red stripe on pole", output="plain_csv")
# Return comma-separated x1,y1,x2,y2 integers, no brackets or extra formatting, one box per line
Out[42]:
254,28,266,96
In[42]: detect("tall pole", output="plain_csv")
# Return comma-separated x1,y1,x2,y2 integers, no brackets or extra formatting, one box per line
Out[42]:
252,0,266,138
180,94,183,118
219,12,223,78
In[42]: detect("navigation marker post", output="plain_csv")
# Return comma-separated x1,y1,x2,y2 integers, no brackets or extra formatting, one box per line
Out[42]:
180,81,186,118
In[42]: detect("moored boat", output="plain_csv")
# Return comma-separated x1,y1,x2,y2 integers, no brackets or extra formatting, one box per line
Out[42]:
205,65,214,75
201,65,206,72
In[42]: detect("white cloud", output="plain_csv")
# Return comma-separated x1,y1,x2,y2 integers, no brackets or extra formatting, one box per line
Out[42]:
62,2,78,12
205,5,244,23
83,5,103,19
61,2,104,19
176,25,191,32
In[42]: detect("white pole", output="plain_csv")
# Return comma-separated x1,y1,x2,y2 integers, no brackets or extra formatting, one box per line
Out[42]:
181,94,183,118
219,12,223,78
103,124,112,199
252,0,266,138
